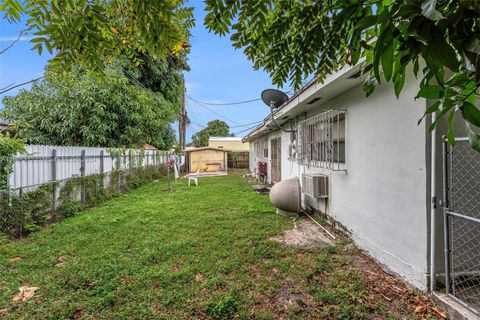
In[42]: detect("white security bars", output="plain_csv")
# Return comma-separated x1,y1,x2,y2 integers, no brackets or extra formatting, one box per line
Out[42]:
254,138,268,161
297,109,346,171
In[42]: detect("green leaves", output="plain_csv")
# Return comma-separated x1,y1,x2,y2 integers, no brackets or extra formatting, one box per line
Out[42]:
191,120,231,147
0,133,26,189
416,85,442,99
393,65,405,98
467,124,480,152
1,0,194,73
461,102,480,127
381,37,394,81
203,0,480,152
0,0,23,22
1,58,182,149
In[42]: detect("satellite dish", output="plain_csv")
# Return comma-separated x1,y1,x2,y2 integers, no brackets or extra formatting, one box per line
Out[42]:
261,89,289,109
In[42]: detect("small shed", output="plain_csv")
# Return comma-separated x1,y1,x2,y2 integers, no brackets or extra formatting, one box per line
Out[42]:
185,147,228,173
0,122,16,136
142,144,158,150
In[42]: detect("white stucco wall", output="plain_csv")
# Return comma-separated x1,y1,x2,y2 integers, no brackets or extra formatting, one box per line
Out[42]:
253,77,430,289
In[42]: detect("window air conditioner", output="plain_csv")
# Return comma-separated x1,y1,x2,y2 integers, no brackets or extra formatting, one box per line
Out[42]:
302,174,328,198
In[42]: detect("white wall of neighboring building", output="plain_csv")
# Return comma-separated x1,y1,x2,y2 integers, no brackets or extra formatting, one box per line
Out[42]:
250,77,430,290
208,137,249,151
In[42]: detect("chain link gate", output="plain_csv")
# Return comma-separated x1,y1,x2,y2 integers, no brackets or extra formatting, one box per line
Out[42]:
442,137,480,315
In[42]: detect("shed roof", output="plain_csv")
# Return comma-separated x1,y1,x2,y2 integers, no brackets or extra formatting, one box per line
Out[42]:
0,122,15,135
185,146,228,153
209,136,243,142
142,144,158,150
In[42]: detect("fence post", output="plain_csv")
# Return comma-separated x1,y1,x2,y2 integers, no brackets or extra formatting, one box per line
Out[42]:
167,154,171,192
442,137,450,294
124,151,127,189
129,150,133,169
19,187,23,237
117,153,121,192
80,150,86,203
99,150,104,190
52,149,57,210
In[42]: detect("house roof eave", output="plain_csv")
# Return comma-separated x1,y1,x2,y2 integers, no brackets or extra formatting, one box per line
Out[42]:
243,62,366,142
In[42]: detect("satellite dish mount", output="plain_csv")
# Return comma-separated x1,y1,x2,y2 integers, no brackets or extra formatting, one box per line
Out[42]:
261,89,295,133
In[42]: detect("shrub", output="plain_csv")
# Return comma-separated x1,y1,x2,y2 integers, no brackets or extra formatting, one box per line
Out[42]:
0,133,25,190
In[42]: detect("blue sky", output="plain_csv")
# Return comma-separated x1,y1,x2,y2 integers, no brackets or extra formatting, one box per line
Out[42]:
0,0,289,142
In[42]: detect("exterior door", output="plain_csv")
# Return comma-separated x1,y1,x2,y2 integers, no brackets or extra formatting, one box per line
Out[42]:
271,138,281,184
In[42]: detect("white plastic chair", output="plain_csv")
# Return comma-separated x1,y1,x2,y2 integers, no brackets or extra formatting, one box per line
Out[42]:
188,169,200,186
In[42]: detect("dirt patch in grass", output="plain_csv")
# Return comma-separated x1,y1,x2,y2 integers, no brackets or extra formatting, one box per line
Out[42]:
269,219,334,248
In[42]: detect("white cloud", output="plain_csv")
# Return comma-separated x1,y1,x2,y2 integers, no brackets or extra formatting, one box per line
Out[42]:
0,36,33,42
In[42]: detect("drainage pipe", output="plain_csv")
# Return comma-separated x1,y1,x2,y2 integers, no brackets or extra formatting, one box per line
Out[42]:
304,212,336,240
430,111,437,292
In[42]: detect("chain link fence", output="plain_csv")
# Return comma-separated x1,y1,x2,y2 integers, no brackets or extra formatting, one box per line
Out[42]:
0,145,182,238
444,137,480,315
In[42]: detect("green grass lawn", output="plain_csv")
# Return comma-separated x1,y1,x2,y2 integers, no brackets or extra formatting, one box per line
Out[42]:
0,174,437,319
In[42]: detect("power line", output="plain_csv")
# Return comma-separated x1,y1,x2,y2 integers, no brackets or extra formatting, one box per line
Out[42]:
123,68,262,135
189,121,207,129
232,123,262,136
186,94,261,106
189,120,262,130
0,76,44,94
229,120,262,128
187,97,243,126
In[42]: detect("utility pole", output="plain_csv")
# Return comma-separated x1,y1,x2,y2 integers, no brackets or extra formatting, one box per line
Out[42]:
178,76,187,152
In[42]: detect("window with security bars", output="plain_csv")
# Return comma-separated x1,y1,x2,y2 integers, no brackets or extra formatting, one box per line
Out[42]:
254,139,268,160
297,110,346,170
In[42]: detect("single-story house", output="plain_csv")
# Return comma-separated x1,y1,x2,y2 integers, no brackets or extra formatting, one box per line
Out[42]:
244,63,480,314
208,137,250,169
185,147,228,173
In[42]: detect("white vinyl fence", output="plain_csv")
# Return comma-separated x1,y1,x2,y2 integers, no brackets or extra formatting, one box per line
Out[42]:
7,145,168,190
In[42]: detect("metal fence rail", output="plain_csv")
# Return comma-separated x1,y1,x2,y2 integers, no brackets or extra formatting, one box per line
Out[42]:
443,137,480,315
1,144,177,238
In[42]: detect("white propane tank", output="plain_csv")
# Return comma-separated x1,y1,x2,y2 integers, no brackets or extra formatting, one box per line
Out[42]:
269,177,301,217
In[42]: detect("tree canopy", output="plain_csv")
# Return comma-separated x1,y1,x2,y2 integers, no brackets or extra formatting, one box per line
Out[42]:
0,0,194,72
191,120,232,147
204,0,480,151
1,63,178,149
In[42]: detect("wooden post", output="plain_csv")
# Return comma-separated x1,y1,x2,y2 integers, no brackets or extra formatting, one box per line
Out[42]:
178,76,186,152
